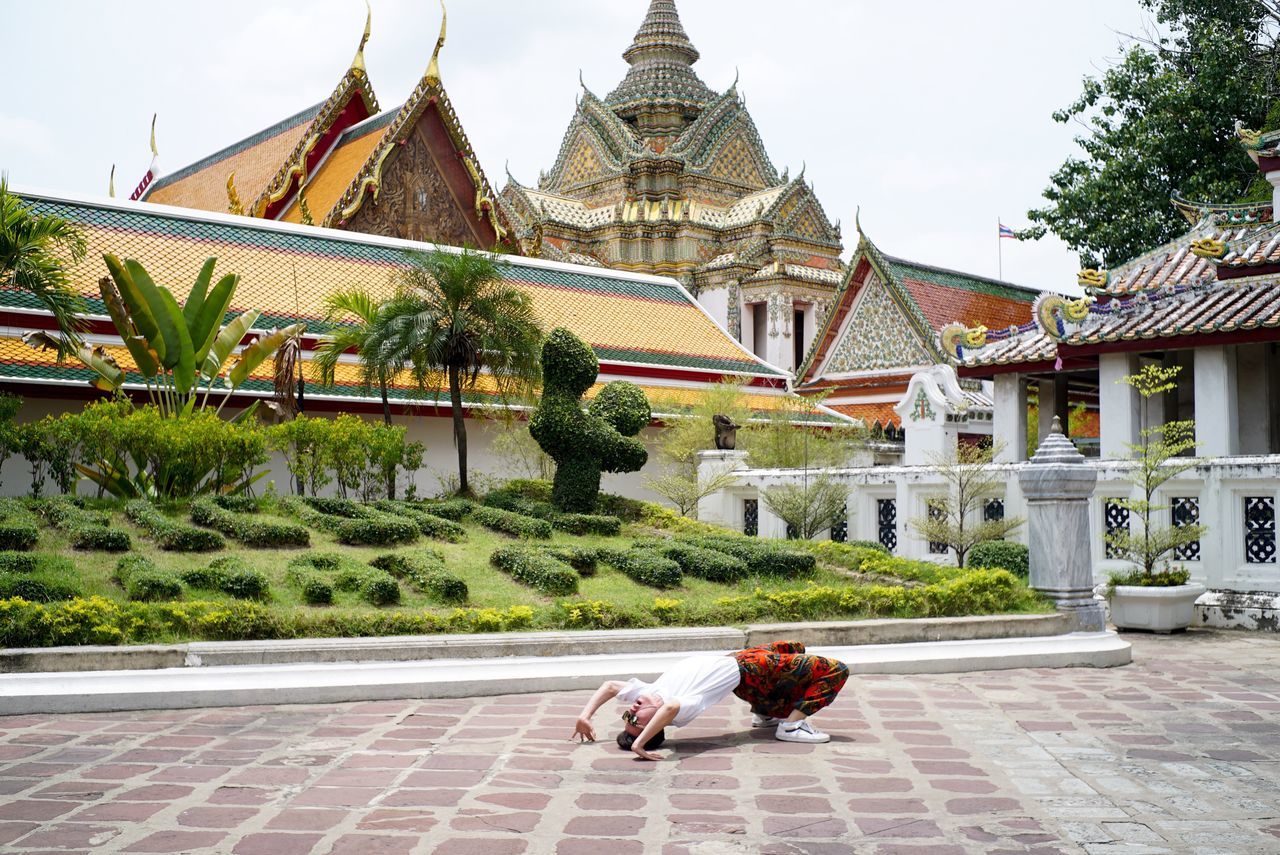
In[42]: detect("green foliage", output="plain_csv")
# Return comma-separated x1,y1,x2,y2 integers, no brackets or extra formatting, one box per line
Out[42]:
644,379,751,517
471,505,553,539
280,496,418,547
333,563,402,607
763,473,850,541
845,539,890,554
682,536,817,578
909,441,1024,567
0,499,39,551
1107,566,1192,591
1023,0,1272,266
0,551,38,573
16,415,81,497
0,567,82,602
490,545,580,596
597,547,682,589
40,498,131,552
373,500,468,542
741,393,862,470
286,554,337,605
268,416,333,496
361,248,544,494
113,554,182,602
422,498,474,521
125,500,226,552
0,392,21,493
1105,364,1204,579
179,556,270,600
530,328,650,513
213,495,260,514
370,552,469,604
265,415,423,500
191,498,310,548
539,545,599,576
313,287,400,436
966,541,1030,578
483,487,621,535
1,178,87,353
639,539,748,582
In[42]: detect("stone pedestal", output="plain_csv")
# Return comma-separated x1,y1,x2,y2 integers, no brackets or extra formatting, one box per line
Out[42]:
1018,417,1106,632
695,450,748,527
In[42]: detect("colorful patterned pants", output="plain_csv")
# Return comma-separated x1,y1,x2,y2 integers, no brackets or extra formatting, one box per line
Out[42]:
730,641,849,719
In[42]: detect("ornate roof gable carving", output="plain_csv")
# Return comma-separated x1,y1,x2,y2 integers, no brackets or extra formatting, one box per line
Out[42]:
765,179,841,246
541,90,641,192
819,271,934,374
669,89,778,187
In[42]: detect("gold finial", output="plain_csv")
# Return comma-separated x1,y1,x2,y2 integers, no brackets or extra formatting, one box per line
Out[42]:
425,0,447,86
299,190,315,226
226,172,245,216
351,0,372,74
1235,119,1262,149
149,114,159,157
108,165,116,198
1190,236,1226,259
1077,268,1108,290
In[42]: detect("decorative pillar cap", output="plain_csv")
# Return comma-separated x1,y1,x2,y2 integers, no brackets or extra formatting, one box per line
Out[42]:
1029,415,1085,465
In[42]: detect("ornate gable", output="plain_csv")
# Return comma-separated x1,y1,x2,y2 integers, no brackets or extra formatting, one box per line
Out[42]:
675,97,778,190
706,132,769,188
557,129,613,189
767,181,840,245
821,273,933,374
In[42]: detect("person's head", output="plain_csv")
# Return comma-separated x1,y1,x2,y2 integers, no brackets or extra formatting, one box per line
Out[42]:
616,692,666,751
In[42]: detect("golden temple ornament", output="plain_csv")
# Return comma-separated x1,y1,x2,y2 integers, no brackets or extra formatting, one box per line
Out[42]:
1190,237,1226,259
1077,268,1108,290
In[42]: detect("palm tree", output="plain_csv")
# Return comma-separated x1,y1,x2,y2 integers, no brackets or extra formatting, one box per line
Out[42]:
0,177,88,353
365,248,543,495
314,288,396,426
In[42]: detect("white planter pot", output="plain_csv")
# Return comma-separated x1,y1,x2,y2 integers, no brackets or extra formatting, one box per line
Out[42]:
1109,583,1206,633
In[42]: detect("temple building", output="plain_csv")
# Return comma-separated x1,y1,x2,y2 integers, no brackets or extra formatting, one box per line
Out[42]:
140,8,516,251
502,0,844,375
792,222,1041,445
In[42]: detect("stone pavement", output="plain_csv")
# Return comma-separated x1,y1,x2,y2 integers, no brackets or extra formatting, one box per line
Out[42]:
0,630,1277,855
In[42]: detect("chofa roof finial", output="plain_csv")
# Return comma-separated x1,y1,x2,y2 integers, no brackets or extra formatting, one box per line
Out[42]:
350,0,373,74
108,165,116,198
425,0,447,86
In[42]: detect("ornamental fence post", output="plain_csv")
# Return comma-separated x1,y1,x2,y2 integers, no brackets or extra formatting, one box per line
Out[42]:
1017,416,1107,631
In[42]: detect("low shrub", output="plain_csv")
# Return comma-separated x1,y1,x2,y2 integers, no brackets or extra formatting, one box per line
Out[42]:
0,551,39,573
553,598,647,630
0,498,40,551
846,539,890,554
421,498,474,521
213,495,260,514
966,541,1030,578
333,564,401,606
113,554,182,602
285,554,336,605
501,479,554,502
125,501,225,552
685,536,815,578
552,513,622,536
374,501,467,542
596,492,647,523
333,513,419,547
369,552,468,604
540,546,598,576
642,540,748,582
40,498,131,552
444,605,535,633
597,547,682,589
180,556,269,601
490,546,579,596
303,496,364,518
472,506,552,540
484,488,621,536
192,498,310,548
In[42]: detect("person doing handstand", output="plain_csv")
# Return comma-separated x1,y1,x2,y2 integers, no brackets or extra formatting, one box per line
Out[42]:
571,641,848,760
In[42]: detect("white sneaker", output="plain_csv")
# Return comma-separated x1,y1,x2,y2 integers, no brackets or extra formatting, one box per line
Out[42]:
751,713,785,728
775,720,830,743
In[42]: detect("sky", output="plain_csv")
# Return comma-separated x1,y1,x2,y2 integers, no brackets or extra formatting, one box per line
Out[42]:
1,0,1156,293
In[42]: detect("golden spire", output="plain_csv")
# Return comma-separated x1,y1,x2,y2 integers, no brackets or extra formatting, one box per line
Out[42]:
108,165,116,198
424,0,447,86
351,0,372,74
226,172,245,216
149,114,159,157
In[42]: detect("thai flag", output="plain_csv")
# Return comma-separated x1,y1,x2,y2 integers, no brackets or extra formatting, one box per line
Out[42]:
998,222,1018,240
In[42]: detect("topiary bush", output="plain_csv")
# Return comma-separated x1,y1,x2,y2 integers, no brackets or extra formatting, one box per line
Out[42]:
333,564,401,606
0,551,39,573
484,489,621,536
125,501,226,552
552,513,622,537
370,552,469,604
192,498,310,548
213,495,260,514
641,540,748,583
966,541,1030,578
0,499,39,552
528,328,650,513
286,554,337,605
597,547,682,589
180,556,270,600
421,498,474,521
0,554,82,602
683,536,816,578
490,545,579,596
40,498,131,552
113,554,183,602
540,545,599,576
374,501,467,542
472,505,553,540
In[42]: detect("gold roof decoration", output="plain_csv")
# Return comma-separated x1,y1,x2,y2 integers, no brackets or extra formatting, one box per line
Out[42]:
1190,236,1227,259
226,172,245,216
1236,119,1262,150
108,165,116,199
350,0,372,76
1077,268,1108,291
425,0,447,88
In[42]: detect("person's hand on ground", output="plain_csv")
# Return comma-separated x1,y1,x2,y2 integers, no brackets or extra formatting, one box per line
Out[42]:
571,716,596,742
632,745,663,761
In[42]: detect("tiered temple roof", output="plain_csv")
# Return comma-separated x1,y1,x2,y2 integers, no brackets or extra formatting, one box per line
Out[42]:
794,225,1040,429
142,8,513,251
5,189,848,424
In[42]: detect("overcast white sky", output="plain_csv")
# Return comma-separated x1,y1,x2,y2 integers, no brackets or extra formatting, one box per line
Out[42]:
2,0,1154,292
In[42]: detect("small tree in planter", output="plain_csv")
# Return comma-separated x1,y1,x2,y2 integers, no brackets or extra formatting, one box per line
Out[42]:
1105,363,1204,589
763,472,849,540
909,440,1023,567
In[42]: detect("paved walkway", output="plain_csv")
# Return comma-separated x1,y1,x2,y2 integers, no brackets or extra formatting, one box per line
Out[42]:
0,631,1277,855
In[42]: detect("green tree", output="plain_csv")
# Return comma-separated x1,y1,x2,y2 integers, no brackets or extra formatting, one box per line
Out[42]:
364,248,543,495
909,441,1024,568
314,288,397,426
645,380,752,518
743,393,862,469
1105,364,1204,578
0,177,87,352
1024,0,1274,267
762,473,849,540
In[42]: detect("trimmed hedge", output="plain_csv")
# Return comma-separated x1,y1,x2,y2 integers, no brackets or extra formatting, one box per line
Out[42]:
113,554,182,602
846,539,890,554
333,564,401,607
191,498,310,548
484,489,621,536
281,498,418,547
41,499,130,552
641,540,748,583
552,513,622,537
180,556,270,600
0,551,39,573
0,500,39,552
685,536,816,578
421,499,474,521
213,495,260,514
541,546,598,576
967,541,1030,578
370,552,468,604
490,545,579,596
472,506,552,540
302,496,365,518
0,555,81,602
597,547,682,589
286,554,336,605
374,501,468,542
125,501,226,552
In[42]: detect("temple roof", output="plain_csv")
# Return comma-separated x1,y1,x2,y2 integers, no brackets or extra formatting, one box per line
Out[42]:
1,190,855,427
605,0,716,122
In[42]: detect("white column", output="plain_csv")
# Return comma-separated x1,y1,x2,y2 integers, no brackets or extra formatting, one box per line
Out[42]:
1195,346,1239,457
993,374,1027,462
1099,353,1140,459
1037,378,1058,445
695,450,747,526
1268,169,1280,217
1236,343,1270,455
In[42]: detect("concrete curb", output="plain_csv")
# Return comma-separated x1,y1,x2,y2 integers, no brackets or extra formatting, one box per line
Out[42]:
0,631,1130,715
0,613,1069,673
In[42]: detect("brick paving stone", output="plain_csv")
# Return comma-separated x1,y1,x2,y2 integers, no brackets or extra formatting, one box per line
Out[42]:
231,831,324,854
123,830,228,852
558,839,644,854
11,822,122,849
176,805,260,828
0,800,79,821
354,809,437,833
67,801,167,822
433,839,527,855
562,814,646,836
323,832,418,854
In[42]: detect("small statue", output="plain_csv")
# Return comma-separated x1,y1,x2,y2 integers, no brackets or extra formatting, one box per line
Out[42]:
713,414,740,450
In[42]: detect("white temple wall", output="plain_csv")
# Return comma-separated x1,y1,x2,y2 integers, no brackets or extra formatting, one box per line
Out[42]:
696,287,730,338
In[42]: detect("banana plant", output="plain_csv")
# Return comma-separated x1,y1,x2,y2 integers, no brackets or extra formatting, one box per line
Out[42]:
75,255,306,417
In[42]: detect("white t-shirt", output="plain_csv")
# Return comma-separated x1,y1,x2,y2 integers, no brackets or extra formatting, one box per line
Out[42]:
616,654,741,727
